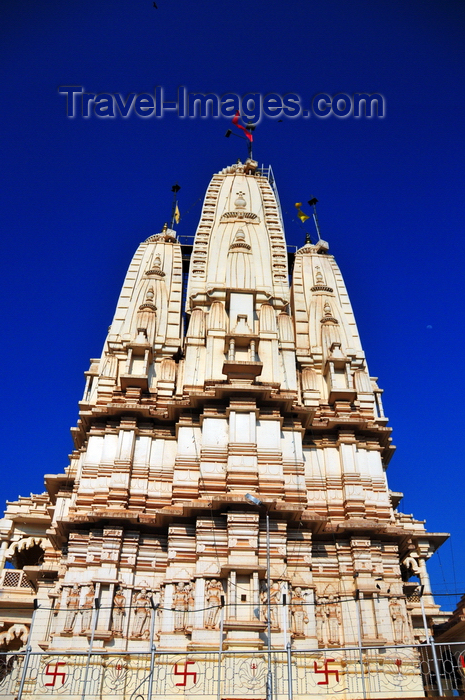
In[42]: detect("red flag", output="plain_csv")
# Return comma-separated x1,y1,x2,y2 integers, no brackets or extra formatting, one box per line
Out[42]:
232,111,253,142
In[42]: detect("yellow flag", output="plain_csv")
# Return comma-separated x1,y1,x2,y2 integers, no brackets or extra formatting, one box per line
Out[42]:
174,203,181,224
294,202,310,223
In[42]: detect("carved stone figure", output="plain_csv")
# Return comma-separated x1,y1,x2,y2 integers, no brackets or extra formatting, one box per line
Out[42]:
390,597,406,644
315,597,326,645
402,552,420,578
173,582,189,631
63,584,80,633
111,586,126,636
290,587,308,637
80,583,95,633
262,580,281,628
205,579,223,629
132,589,151,638
326,594,342,645
157,585,165,636
185,581,195,629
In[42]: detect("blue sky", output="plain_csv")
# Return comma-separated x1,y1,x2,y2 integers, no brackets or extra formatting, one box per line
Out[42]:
1,0,464,608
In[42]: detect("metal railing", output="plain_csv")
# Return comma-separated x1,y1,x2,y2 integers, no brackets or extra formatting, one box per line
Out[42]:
2,641,464,699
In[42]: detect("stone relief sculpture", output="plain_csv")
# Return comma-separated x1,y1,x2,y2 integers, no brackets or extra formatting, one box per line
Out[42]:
185,581,195,630
261,580,281,628
205,579,223,629
131,589,151,639
111,586,126,636
390,597,406,644
402,552,421,579
326,594,342,645
315,597,326,646
63,584,80,633
290,587,308,637
156,585,165,637
80,583,95,634
173,582,189,631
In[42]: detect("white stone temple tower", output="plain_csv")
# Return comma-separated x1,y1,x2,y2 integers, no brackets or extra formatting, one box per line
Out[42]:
0,159,449,698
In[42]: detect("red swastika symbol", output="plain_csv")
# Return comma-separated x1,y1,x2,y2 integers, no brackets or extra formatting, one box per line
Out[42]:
45,662,67,687
313,659,339,685
174,660,197,687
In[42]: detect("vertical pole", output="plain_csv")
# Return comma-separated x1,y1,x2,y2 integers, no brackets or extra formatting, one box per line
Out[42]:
17,599,38,700
170,184,180,229
354,591,367,700
81,598,100,700
216,595,225,700
308,198,322,240
286,642,293,700
147,598,158,700
420,592,443,696
282,592,288,649
266,511,272,700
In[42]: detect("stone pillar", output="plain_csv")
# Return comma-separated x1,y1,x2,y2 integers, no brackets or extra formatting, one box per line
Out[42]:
228,571,237,619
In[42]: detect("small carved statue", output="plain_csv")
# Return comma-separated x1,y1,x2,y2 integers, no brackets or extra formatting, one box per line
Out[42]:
402,552,420,578
269,581,281,628
63,584,80,632
111,586,126,636
80,583,95,633
326,594,342,645
315,597,326,645
173,582,189,631
156,586,165,637
205,579,223,629
132,589,151,638
390,597,406,644
290,587,308,637
261,581,281,628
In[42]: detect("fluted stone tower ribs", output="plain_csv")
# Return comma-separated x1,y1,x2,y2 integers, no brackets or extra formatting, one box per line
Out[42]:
0,160,449,697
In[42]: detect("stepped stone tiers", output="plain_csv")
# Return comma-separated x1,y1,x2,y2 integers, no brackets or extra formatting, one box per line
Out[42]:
0,159,449,699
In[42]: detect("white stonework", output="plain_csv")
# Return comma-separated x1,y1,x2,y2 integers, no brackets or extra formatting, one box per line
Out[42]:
0,160,450,699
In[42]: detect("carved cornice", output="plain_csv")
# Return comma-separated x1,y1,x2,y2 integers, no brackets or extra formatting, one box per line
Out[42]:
220,211,259,223
229,241,251,251
311,285,334,293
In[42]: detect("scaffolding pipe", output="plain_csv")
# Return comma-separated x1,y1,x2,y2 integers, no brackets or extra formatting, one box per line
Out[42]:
216,596,225,700
420,592,443,696
286,642,293,700
147,599,158,700
17,599,38,700
81,598,100,700
355,591,367,700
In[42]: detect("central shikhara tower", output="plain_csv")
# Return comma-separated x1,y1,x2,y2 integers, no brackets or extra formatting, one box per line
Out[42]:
0,160,449,698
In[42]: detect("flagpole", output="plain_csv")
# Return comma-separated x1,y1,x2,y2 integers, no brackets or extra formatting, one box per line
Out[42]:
170,183,181,229
227,112,254,160
308,197,322,241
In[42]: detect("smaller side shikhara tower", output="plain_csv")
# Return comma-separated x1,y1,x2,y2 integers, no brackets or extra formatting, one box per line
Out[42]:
0,159,449,698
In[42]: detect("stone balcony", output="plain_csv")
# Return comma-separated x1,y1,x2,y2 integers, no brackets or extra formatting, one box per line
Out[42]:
0,569,35,610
